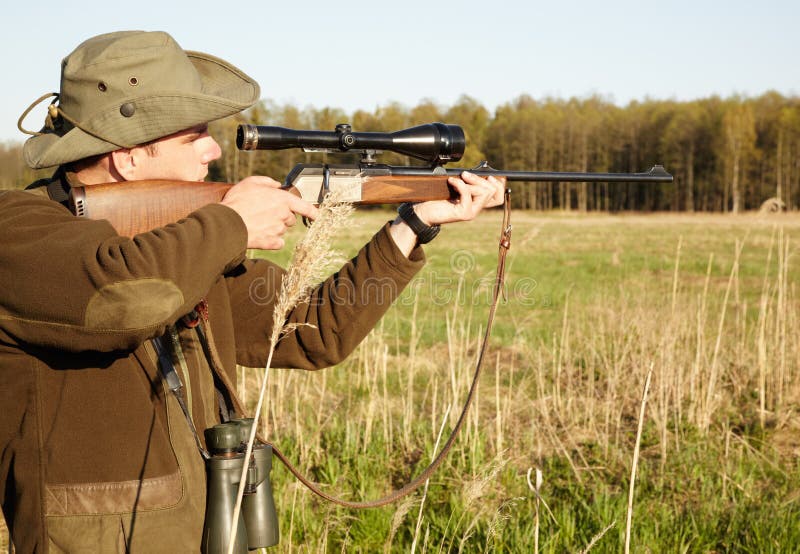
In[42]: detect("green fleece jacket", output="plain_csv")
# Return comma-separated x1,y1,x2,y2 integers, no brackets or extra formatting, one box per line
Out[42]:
0,184,424,553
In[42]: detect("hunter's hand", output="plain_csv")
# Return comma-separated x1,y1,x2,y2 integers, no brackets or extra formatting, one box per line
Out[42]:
221,176,319,250
414,171,506,226
389,171,506,257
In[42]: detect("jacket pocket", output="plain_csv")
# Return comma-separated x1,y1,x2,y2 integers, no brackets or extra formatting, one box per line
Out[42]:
46,514,125,553
45,471,183,516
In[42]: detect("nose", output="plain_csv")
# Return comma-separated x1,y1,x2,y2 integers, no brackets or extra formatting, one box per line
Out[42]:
200,134,222,164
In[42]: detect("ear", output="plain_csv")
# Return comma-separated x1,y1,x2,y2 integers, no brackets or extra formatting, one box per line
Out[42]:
109,148,137,181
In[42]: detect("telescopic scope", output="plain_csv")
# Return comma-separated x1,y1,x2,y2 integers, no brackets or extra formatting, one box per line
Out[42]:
237,122,465,164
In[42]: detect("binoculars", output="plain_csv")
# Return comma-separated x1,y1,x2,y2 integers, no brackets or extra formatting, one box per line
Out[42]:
201,418,279,553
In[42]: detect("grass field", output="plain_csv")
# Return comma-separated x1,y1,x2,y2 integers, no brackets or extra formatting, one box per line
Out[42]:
245,209,800,553
3,210,800,552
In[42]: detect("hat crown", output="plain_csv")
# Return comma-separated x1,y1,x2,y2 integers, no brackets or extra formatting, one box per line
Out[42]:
59,31,202,120
22,30,259,169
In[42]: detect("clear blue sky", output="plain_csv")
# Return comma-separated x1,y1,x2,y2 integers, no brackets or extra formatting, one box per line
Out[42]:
2,0,797,143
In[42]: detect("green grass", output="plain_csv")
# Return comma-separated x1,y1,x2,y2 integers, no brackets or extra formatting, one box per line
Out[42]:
241,210,800,552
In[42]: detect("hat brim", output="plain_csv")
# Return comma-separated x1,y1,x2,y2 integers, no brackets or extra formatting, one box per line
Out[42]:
24,52,260,169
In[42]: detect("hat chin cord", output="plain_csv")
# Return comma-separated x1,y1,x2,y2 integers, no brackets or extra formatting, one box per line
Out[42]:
17,92,134,149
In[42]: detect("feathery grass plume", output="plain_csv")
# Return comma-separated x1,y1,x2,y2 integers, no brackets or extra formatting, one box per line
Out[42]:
445,455,507,550
227,190,354,554
484,497,523,549
271,195,355,346
384,495,418,553
578,521,616,554
461,454,506,507
458,513,481,552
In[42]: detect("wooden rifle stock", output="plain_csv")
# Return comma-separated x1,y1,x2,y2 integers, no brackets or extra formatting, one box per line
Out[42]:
70,180,235,238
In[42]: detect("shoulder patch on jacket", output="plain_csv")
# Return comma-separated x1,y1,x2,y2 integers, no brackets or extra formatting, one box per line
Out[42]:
85,279,184,330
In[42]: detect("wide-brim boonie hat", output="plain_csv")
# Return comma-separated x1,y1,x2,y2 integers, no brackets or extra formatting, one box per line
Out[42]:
21,30,260,169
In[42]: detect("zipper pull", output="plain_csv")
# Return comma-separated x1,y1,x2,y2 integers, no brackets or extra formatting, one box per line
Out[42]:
181,298,208,328
196,298,210,323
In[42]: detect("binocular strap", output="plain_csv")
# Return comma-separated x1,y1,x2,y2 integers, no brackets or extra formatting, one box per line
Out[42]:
152,328,211,460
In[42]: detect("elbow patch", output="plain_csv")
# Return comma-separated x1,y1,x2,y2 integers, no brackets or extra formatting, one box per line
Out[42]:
84,278,185,331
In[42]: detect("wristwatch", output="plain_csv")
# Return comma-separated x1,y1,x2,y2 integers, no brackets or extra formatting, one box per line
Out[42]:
397,202,440,244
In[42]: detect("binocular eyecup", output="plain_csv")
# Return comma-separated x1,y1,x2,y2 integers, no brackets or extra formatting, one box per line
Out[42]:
201,419,279,553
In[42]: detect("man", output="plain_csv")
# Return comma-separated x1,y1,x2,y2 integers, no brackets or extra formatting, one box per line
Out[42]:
0,31,504,552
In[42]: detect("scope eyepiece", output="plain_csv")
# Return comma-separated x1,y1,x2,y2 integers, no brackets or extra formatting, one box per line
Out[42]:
236,122,465,164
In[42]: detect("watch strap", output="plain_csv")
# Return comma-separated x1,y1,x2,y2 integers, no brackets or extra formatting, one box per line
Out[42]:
397,202,440,244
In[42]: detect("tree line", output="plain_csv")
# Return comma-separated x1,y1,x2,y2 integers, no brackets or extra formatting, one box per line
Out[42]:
3,92,799,212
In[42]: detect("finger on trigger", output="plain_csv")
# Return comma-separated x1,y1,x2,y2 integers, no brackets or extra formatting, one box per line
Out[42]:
453,177,473,211
289,197,320,220
448,175,467,193
448,174,465,187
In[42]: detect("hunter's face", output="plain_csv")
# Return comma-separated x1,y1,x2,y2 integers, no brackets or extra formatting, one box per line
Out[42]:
131,124,222,181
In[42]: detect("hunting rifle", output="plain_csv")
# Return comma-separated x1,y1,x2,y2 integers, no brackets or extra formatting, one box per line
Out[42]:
69,122,673,236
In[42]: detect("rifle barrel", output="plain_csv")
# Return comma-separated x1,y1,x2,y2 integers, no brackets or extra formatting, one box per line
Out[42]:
390,165,673,183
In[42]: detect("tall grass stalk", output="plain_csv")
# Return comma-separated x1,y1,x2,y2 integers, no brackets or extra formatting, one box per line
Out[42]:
527,468,543,554
227,194,353,554
701,239,743,432
757,226,776,428
624,366,652,554
410,403,452,554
